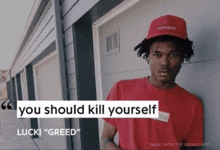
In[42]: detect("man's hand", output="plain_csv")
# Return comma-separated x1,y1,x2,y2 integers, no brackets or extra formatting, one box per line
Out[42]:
100,121,121,150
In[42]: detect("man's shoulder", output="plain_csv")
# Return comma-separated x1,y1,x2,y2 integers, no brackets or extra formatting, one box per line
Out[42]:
107,77,146,100
115,77,146,87
176,85,203,106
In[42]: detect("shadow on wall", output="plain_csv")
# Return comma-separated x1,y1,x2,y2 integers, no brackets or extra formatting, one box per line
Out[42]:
192,26,220,149
193,25,220,62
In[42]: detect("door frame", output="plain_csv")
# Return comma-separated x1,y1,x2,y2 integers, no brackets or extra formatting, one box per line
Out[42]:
92,0,140,100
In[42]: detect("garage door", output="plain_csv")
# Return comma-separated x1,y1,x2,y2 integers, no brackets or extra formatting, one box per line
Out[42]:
33,52,67,149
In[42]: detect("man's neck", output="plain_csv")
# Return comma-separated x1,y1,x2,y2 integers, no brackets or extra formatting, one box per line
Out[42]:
148,76,176,89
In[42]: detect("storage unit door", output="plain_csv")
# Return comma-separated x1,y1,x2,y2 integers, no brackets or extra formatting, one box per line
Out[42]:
33,53,67,149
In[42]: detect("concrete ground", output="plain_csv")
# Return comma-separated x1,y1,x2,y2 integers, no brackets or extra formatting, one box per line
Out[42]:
0,100,39,150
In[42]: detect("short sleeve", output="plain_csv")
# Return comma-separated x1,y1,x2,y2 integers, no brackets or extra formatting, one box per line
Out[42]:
102,82,120,127
185,100,204,147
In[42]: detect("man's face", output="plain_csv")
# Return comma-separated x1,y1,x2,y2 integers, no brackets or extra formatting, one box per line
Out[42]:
147,41,184,83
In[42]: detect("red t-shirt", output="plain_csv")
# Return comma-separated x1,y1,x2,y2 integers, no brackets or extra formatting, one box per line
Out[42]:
104,77,203,150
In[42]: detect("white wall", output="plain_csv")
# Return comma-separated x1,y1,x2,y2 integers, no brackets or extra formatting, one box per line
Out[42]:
97,0,220,149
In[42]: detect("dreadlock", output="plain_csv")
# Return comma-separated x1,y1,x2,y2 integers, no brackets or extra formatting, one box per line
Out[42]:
134,35,194,62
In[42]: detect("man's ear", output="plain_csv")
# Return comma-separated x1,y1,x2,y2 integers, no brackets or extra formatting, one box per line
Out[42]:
146,57,150,64
181,55,185,63
180,51,186,63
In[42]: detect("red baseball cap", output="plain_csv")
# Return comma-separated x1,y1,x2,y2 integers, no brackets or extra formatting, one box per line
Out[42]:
146,15,187,40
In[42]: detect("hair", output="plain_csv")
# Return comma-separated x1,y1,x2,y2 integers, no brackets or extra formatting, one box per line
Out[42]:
134,35,194,62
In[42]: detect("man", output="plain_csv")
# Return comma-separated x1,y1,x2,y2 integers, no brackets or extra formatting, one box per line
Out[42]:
101,15,203,150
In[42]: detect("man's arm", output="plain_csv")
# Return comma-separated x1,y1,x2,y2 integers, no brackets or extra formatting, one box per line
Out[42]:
100,121,120,150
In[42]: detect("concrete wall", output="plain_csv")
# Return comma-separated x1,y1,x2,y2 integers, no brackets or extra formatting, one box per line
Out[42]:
97,0,220,149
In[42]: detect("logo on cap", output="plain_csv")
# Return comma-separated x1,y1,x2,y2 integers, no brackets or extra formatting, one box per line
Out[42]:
158,18,176,31
158,26,176,30
146,15,187,40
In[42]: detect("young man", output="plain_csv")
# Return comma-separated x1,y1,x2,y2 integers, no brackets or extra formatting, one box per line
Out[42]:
101,15,203,150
